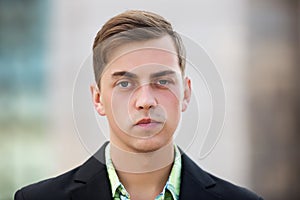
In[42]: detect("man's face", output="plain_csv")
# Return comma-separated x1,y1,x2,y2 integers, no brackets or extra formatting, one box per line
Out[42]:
91,35,191,153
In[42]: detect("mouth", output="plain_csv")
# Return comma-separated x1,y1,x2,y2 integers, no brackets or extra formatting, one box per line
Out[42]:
135,118,162,127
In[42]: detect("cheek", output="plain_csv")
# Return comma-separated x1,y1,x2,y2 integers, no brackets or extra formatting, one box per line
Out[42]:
110,92,132,120
158,91,181,115
160,88,181,104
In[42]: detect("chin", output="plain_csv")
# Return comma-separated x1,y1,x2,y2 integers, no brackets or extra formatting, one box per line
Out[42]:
111,126,174,153
129,135,172,153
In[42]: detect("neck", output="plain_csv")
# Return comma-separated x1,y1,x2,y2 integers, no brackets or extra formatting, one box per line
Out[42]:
110,141,174,173
118,164,172,200
110,142,175,199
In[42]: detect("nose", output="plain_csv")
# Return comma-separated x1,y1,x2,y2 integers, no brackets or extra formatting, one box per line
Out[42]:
134,84,158,110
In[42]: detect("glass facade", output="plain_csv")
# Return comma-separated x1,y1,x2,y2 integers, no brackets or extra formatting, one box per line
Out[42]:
0,1,51,199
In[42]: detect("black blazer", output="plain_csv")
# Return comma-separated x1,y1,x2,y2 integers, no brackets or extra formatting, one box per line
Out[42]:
15,142,263,200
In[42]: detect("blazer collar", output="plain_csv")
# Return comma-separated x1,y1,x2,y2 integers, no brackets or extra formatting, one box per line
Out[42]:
180,152,218,199
71,141,112,200
70,142,217,200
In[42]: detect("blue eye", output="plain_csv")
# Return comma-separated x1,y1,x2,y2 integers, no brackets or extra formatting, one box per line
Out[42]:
119,81,129,87
157,80,169,85
117,81,131,88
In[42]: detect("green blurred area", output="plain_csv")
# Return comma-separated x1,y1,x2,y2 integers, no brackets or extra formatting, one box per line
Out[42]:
0,0,54,199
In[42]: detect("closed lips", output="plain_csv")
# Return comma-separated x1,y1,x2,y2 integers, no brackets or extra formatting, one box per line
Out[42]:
136,118,159,125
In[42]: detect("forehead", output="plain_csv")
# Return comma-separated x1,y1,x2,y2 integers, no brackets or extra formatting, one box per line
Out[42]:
104,35,180,74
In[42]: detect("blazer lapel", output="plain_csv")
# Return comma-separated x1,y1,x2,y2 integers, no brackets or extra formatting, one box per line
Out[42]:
180,153,219,200
70,143,219,200
71,142,113,200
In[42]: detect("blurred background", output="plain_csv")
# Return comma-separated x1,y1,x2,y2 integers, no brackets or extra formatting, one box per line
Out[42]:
0,0,299,199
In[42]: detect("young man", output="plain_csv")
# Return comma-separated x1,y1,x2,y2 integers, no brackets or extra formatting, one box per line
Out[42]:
15,10,263,200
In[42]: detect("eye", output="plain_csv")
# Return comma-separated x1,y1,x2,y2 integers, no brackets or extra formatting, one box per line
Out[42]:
153,79,173,89
157,79,169,85
117,81,131,88
157,79,175,86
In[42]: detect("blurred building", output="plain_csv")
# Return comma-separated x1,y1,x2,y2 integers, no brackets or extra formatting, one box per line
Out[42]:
247,0,300,199
0,1,52,199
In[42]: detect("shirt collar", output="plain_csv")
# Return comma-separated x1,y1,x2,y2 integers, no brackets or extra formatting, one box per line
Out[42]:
105,143,182,199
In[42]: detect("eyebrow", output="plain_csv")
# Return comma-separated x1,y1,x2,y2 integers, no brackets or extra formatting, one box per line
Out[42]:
150,70,176,79
111,70,176,79
111,71,138,79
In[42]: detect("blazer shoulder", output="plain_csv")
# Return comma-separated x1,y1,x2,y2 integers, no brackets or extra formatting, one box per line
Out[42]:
208,173,263,200
180,153,263,200
14,166,81,200
14,143,109,200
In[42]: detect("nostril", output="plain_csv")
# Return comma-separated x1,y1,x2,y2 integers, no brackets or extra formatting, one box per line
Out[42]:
138,104,153,110
134,86,157,110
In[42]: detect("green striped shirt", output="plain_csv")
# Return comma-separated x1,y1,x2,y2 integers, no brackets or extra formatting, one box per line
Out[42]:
105,144,181,200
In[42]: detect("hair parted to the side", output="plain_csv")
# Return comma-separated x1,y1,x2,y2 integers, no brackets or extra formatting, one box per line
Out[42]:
92,10,186,88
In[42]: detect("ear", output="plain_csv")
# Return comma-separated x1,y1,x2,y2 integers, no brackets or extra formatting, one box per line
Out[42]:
90,84,106,116
181,77,191,112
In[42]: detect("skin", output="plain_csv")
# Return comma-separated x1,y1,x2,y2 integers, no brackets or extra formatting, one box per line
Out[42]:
91,35,191,199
